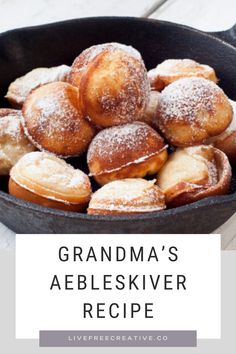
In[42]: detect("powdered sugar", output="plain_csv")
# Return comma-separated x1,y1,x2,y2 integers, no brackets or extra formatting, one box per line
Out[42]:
23,85,80,141
70,42,142,88
0,110,35,174
87,122,166,174
150,59,213,77
158,77,222,123
71,42,150,126
88,122,146,159
81,46,150,126
32,89,79,135
0,110,34,149
22,82,94,157
88,178,165,212
5,65,70,106
11,151,91,202
0,115,21,140
77,42,141,70
97,56,150,123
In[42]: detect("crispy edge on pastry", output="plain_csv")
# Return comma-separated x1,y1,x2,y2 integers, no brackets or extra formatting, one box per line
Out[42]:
157,145,232,207
148,59,218,91
206,99,236,163
88,178,166,214
5,65,70,108
87,122,168,185
9,151,92,211
156,77,233,147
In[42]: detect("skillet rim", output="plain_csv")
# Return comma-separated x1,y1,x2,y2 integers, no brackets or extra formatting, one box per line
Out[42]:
1,16,236,222
1,16,236,52
0,188,236,221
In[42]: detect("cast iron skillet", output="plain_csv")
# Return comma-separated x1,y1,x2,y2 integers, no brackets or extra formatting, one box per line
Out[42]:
0,16,236,234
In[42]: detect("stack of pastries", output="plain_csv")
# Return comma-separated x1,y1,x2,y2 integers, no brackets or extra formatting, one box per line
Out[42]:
1,42,235,215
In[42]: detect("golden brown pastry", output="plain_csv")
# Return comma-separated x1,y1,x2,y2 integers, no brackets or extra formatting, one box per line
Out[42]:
9,151,92,211
70,42,150,127
87,122,168,185
5,65,70,108
140,90,160,127
157,145,232,207
156,77,233,147
87,178,166,215
148,59,218,91
22,82,95,157
206,99,236,163
69,43,109,87
0,108,35,175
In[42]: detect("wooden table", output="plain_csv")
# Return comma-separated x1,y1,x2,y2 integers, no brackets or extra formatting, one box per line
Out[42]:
0,0,236,250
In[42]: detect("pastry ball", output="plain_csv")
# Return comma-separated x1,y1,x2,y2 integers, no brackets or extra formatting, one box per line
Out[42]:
5,65,70,108
87,122,168,185
87,178,166,215
22,82,95,157
156,77,233,147
207,99,236,163
157,145,231,207
70,42,150,127
0,108,35,175
148,59,218,91
69,42,146,89
9,151,92,211
140,90,160,127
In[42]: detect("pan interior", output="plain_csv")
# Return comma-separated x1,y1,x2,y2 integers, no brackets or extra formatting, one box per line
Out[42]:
1,17,236,216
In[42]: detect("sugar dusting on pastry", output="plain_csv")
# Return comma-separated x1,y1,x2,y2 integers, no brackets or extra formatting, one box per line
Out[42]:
88,122,150,160
149,59,214,77
27,89,80,136
0,114,22,140
5,65,70,107
10,151,91,202
71,42,150,127
96,56,150,123
156,77,233,146
87,122,167,175
0,109,35,175
79,42,141,69
158,77,222,122
148,59,218,90
88,178,166,213
22,82,95,157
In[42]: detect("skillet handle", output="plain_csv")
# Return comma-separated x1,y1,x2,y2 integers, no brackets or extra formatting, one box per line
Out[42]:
208,24,236,48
